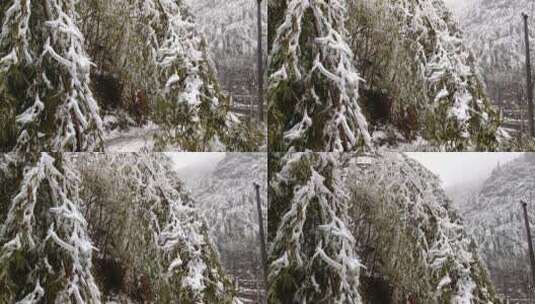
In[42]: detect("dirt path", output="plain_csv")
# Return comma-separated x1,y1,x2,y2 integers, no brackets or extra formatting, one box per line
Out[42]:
104,128,158,152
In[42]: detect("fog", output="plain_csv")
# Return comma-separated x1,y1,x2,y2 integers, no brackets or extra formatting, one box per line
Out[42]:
443,0,476,16
407,152,523,187
166,152,225,170
166,152,525,190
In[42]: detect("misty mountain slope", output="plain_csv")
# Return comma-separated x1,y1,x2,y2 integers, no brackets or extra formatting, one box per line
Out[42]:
185,153,267,240
459,0,535,127
184,0,265,58
465,154,535,260
459,153,535,297
446,179,484,212
444,0,476,17
463,0,535,74
180,153,268,303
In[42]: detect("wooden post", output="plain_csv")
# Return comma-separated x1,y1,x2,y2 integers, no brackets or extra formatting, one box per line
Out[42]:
254,182,268,303
256,0,264,123
523,13,535,137
521,200,535,290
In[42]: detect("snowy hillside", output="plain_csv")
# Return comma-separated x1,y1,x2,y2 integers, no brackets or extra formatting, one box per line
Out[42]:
184,0,266,58
178,153,268,303
183,0,267,125
181,153,267,242
462,0,535,73
457,153,535,298
459,0,535,137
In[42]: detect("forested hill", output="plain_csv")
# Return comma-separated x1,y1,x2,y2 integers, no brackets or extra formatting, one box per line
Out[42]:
459,0,535,129
462,0,535,70
451,153,535,298
184,0,267,123
184,0,266,58
177,153,268,303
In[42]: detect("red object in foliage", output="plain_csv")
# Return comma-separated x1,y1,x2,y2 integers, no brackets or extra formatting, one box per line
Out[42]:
132,90,147,125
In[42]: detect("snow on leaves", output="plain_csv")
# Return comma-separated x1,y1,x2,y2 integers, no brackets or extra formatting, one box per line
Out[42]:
120,153,238,303
344,152,499,303
0,153,101,303
0,0,104,152
268,0,372,152
0,153,240,303
268,152,362,303
392,0,500,150
269,151,500,303
153,0,259,152
269,0,500,151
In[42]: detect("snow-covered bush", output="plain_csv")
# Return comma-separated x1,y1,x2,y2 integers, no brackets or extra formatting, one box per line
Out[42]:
79,0,162,115
344,152,500,303
0,153,101,303
269,0,500,151
1,153,241,303
268,152,363,303
390,0,500,150
344,0,501,151
268,0,372,152
126,153,238,303
152,0,261,152
74,153,239,303
347,0,425,141
268,151,501,303
0,0,104,152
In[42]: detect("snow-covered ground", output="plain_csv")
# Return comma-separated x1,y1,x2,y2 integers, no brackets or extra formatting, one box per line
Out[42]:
104,125,157,152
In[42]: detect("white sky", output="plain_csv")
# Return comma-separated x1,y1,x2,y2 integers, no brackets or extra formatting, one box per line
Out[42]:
406,152,523,187
443,0,475,16
444,0,464,7
166,152,225,170
165,152,524,189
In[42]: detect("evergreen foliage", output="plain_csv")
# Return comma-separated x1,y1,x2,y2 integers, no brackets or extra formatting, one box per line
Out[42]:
267,0,372,152
0,0,104,152
152,0,259,151
345,153,500,303
268,152,501,303
268,152,363,303
0,153,240,303
268,0,501,151
390,0,500,150
0,153,101,303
